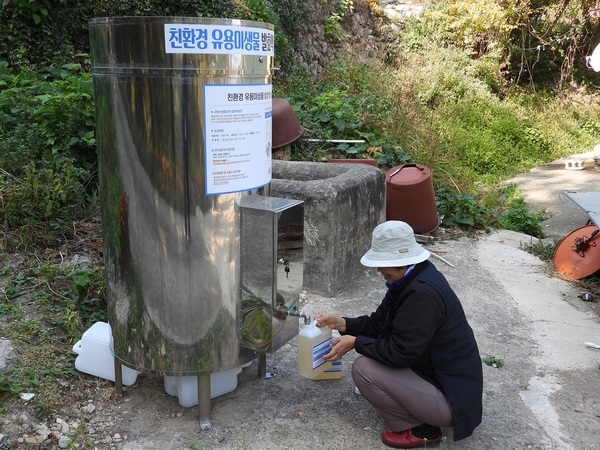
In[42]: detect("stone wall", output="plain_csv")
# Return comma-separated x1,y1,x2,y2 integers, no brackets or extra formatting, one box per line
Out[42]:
291,0,391,76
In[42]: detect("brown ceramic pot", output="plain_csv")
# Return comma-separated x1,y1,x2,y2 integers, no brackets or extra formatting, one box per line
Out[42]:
272,98,304,149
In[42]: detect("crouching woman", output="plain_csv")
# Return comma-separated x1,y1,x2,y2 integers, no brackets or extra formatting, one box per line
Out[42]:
315,221,483,448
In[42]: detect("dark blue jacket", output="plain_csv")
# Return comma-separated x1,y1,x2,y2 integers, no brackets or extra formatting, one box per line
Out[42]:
344,260,483,441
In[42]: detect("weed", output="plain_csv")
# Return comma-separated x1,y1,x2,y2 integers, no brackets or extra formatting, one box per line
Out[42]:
436,99,556,185
283,40,595,216
520,238,559,261
0,373,23,398
482,356,505,368
7,338,79,414
0,301,17,316
64,425,89,449
496,189,546,238
67,267,107,332
324,0,354,42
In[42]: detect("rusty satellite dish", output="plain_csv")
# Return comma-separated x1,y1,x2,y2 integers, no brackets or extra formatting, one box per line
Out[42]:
552,224,600,280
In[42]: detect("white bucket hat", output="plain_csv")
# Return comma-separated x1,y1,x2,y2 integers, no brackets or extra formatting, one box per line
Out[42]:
360,221,430,267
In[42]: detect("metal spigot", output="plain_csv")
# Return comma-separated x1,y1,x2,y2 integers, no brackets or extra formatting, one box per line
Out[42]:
276,305,311,324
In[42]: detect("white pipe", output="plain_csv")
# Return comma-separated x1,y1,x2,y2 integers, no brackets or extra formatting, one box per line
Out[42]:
306,139,366,143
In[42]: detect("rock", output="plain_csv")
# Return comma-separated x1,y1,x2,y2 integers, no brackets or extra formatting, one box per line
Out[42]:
19,393,34,401
63,253,98,269
56,417,70,434
81,403,96,414
24,435,43,444
0,338,16,373
35,424,51,440
58,435,70,448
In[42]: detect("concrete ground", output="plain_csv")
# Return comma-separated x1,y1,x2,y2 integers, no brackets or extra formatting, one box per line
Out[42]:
509,149,600,241
105,151,600,450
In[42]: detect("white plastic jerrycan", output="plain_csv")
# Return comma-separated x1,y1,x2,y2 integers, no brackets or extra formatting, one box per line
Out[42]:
298,320,333,379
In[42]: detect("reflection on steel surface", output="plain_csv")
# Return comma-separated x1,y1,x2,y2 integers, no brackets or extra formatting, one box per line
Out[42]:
90,17,274,374
239,196,304,353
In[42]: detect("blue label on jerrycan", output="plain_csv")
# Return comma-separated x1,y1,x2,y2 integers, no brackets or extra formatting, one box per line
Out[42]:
298,320,332,379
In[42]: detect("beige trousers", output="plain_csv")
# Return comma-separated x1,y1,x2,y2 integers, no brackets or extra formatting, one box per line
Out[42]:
352,355,453,432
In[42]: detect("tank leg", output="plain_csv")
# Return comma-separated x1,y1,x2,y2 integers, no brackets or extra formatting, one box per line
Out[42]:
198,373,212,431
258,352,267,378
114,356,123,396
258,352,274,379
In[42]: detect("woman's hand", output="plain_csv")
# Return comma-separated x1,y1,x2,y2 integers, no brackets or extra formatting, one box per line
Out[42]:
314,312,354,361
314,312,346,333
323,335,355,361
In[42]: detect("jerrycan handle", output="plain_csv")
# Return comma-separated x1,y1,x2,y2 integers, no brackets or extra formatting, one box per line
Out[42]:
388,163,424,180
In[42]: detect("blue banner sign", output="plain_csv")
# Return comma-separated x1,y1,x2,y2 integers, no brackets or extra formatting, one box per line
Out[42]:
164,23,274,56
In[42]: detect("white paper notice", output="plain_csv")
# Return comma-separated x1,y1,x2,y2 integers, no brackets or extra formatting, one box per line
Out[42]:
204,84,272,195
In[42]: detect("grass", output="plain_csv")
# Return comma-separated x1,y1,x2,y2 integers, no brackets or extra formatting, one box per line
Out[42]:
0,216,106,416
520,238,560,261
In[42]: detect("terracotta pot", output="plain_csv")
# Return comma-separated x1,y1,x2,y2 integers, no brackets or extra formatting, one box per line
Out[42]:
272,98,304,149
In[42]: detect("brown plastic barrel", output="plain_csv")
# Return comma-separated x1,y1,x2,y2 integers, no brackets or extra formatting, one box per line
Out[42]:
386,164,440,234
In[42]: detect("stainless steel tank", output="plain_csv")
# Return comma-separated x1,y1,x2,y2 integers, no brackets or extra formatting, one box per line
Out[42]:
89,17,275,375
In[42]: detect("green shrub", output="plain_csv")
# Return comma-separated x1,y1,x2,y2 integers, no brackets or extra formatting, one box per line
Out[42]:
480,184,546,237
277,49,594,237
324,0,355,42
514,89,600,158
424,0,518,51
0,60,96,237
436,186,495,228
439,101,554,184
497,197,545,238
287,59,411,166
